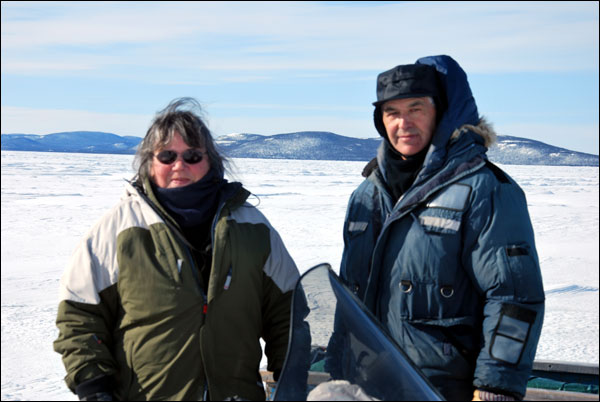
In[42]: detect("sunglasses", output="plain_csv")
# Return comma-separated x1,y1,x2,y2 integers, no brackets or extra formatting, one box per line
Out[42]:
154,149,206,165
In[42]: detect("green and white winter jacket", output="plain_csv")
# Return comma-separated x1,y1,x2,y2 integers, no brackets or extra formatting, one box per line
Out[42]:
54,180,299,400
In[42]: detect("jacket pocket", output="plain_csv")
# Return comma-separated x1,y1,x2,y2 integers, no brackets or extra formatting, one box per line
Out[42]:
211,355,266,400
489,304,537,365
405,317,477,379
419,183,471,234
501,243,545,302
417,207,464,236
347,220,369,238
342,219,375,299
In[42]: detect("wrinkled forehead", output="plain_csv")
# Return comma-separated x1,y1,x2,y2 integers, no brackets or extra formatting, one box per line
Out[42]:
382,96,434,111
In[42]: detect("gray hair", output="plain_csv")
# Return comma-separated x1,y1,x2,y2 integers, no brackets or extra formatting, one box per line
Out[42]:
133,97,227,183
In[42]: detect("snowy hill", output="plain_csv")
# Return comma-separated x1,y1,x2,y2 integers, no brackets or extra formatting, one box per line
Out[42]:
1,130,598,166
217,131,381,161
217,131,598,166
486,135,598,166
1,131,141,154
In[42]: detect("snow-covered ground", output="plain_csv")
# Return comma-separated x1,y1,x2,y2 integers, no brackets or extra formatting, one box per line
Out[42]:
1,151,598,401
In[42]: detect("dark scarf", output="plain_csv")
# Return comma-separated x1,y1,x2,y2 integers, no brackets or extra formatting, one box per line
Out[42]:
152,170,242,293
379,141,428,202
152,168,226,230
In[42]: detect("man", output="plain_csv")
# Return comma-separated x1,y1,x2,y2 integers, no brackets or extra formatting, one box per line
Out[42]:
339,55,545,401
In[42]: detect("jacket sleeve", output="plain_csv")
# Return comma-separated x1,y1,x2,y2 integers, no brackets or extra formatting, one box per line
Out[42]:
53,222,120,393
261,227,300,374
462,170,545,399
54,295,118,392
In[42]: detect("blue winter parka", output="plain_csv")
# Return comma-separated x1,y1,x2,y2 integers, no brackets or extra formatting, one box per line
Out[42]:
340,56,545,400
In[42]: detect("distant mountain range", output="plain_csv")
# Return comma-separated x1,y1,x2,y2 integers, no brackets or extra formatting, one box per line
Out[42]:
1,131,141,154
1,130,598,166
216,132,382,162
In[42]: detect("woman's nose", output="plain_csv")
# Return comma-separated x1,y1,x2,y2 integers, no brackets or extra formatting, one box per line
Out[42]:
171,158,186,169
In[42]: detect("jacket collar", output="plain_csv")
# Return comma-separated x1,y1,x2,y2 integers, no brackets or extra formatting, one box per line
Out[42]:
126,177,249,228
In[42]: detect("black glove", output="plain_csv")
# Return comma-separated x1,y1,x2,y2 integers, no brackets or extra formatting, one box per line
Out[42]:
79,392,113,401
76,375,113,401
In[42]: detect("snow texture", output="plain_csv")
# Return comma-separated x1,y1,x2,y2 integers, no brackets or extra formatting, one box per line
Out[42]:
1,151,598,401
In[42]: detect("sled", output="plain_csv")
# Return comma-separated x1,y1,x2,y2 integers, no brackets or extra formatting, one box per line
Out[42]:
262,263,599,401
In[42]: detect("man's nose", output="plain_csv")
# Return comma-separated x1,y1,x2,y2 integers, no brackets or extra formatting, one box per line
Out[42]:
397,115,413,129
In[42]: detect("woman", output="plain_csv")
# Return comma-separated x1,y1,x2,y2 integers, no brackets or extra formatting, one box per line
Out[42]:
54,98,299,401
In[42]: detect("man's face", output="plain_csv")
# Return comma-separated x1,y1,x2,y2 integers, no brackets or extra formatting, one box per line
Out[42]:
381,97,437,158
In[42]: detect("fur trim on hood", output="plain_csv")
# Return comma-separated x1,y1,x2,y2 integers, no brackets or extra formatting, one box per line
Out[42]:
450,116,497,148
363,117,497,178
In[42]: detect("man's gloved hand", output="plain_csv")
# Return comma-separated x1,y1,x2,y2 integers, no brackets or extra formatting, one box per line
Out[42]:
473,389,516,401
76,375,113,401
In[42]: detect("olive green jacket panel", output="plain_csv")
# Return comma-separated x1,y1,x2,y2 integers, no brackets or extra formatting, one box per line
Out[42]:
202,203,299,400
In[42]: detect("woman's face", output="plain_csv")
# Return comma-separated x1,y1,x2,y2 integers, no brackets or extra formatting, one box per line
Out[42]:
150,132,211,188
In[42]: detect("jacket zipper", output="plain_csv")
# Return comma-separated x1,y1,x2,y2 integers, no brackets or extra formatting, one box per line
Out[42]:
364,158,487,305
133,181,216,400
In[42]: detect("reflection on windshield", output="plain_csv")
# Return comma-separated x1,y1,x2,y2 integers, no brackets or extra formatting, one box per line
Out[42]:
274,264,444,401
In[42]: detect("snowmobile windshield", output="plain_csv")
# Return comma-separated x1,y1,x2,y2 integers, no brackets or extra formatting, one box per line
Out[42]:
273,263,444,401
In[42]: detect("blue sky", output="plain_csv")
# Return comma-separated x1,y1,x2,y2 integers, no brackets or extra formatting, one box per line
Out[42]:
1,1,598,154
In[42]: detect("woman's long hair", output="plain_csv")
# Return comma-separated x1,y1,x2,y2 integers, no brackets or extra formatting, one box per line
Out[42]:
133,97,228,183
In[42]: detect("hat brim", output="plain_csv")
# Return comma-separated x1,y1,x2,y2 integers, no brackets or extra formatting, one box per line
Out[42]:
372,93,435,107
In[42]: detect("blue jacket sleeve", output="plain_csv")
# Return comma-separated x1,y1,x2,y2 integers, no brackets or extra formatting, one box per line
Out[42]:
339,180,382,301
462,172,545,398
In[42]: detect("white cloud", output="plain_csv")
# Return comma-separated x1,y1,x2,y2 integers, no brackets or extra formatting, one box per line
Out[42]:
0,2,197,48
0,60,97,73
210,102,365,113
0,105,375,141
1,1,597,75
1,2,597,155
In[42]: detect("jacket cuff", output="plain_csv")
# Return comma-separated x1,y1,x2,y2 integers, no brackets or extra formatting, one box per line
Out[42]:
75,375,112,400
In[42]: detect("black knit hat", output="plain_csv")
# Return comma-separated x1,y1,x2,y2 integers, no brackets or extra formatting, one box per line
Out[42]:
373,63,445,138
373,63,442,107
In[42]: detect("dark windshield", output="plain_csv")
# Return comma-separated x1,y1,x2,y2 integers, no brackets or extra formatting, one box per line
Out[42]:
273,264,444,401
